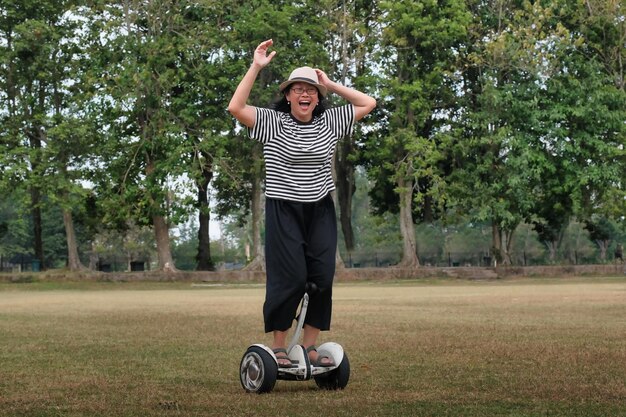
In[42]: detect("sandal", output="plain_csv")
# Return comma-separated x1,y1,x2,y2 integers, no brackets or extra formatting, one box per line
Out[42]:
272,348,297,368
306,345,335,367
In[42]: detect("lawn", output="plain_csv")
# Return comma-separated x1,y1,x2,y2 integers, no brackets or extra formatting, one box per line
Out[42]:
0,277,625,416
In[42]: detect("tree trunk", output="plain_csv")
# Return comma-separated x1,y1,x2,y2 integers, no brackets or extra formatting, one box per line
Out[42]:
422,194,434,223
545,241,558,262
60,162,84,271
491,222,517,266
144,158,176,272
335,137,356,251
196,160,215,271
491,222,502,266
596,239,609,261
331,161,345,270
89,241,99,270
30,186,44,270
244,163,265,271
397,176,419,268
331,191,345,270
63,208,84,271
503,227,515,265
28,130,44,270
153,214,176,271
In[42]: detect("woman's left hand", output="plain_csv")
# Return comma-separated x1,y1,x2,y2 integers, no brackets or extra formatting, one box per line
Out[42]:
314,69,334,91
314,68,376,121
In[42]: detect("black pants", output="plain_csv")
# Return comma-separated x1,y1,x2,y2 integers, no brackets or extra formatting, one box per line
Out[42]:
263,194,337,333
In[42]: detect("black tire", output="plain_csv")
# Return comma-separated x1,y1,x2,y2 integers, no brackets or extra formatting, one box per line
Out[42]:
314,352,350,390
239,346,278,394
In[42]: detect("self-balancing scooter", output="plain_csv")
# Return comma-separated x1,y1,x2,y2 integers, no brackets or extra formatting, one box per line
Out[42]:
239,283,350,393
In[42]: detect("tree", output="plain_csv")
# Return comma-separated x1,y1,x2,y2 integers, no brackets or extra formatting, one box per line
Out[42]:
84,0,240,271
0,0,91,270
529,1,625,260
448,1,556,265
584,216,618,261
162,3,238,271
563,0,626,237
0,189,31,264
318,0,381,253
367,0,471,267
448,1,625,265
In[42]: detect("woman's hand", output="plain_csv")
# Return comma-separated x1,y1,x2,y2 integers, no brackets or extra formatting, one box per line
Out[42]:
253,39,276,68
228,40,275,128
314,69,334,92
315,68,376,121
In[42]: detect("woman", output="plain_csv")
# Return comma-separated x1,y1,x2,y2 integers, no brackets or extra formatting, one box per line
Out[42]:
228,39,376,368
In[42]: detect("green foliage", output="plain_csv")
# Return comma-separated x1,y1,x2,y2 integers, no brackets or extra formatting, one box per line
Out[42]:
444,0,625,261
1,0,624,269
366,0,471,222
0,190,31,258
91,224,156,268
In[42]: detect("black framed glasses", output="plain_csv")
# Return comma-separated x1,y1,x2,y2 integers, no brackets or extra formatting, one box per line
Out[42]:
290,87,318,95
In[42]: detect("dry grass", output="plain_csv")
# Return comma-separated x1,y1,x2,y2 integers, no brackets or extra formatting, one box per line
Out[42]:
0,277,625,416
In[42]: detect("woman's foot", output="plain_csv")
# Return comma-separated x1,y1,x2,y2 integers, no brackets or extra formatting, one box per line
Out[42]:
306,345,335,367
272,348,297,368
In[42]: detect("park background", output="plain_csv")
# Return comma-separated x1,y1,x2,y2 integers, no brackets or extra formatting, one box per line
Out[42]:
1,0,625,275
1,3,625,415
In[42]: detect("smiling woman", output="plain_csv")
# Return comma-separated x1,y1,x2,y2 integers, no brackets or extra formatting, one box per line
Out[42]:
274,66,327,122
227,39,376,368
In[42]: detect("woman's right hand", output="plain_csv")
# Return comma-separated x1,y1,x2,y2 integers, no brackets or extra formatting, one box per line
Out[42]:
253,39,276,68
228,40,276,128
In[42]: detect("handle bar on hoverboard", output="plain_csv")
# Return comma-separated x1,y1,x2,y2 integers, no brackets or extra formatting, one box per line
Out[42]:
287,282,317,352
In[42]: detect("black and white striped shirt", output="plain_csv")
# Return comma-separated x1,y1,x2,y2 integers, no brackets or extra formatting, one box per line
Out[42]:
249,105,355,202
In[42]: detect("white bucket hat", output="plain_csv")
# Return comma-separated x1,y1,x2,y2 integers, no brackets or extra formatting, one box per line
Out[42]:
279,66,327,97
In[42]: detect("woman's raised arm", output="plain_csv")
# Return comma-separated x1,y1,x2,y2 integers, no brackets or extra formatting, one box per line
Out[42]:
314,69,376,121
227,39,276,128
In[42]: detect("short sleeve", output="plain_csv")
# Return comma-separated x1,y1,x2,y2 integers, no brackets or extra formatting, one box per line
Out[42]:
248,108,283,144
322,105,355,139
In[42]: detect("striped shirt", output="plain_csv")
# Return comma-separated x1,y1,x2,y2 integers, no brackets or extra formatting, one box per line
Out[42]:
249,105,355,202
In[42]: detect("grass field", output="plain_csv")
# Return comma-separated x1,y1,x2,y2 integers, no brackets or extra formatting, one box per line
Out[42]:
1,277,625,417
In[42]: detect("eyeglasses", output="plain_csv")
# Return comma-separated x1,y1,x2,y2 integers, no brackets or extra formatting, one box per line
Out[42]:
290,87,318,95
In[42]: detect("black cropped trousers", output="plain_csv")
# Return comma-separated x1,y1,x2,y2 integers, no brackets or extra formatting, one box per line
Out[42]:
263,194,337,333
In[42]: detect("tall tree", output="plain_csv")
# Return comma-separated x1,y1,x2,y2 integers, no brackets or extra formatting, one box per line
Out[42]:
85,0,239,271
86,1,176,270
529,1,625,259
448,1,624,265
450,0,547,265
319,0,381,253
0,0,90,270
565,0,626,234
162,3,238,271
367,0,470,267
